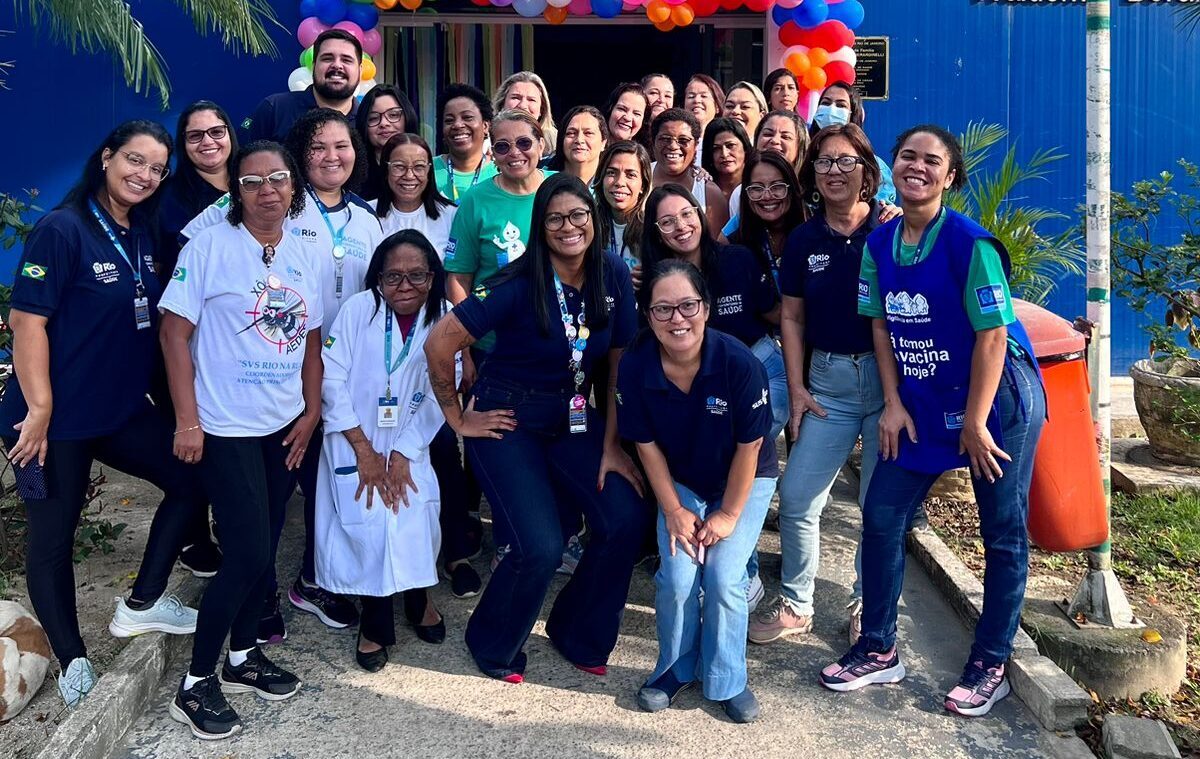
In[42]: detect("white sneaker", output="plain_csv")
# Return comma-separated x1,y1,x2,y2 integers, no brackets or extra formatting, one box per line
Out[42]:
746,574,765,613
557,534,585,576
108,594,198,638
58,657,98,707
847,598,863,646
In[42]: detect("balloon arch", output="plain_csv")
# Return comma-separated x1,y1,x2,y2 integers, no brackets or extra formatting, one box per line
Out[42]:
289,0,865,118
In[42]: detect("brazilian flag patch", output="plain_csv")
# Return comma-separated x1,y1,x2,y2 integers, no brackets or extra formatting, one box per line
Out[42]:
171,266,187,282
323,336,336,349
21,263,46,281
472,285,490,301
240,117,252,130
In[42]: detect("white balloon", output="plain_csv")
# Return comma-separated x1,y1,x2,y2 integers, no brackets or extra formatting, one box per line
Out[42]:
356,79,379,98
287,66,313,92
827,45,858,68
547,0,572,8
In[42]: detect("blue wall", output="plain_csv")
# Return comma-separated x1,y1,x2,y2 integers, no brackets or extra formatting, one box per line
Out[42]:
1,1,1195,372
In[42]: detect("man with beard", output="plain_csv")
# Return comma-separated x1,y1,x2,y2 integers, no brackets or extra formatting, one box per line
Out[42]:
240,30,363,144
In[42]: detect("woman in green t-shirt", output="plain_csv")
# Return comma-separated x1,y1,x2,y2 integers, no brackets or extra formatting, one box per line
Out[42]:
433,84,497,204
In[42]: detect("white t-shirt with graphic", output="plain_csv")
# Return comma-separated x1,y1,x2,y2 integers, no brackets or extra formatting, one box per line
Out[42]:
381,203,458,261
160,222,324,437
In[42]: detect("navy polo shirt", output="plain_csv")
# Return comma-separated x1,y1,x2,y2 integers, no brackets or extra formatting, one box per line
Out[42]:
240,86,360,144
708,244,779,348
153,171,225,276
0,205,162,440
779,204,881,355
454,252,637,393
616,328,777,504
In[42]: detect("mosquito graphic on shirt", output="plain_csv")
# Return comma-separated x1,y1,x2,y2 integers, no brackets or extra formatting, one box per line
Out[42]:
240,280,309,354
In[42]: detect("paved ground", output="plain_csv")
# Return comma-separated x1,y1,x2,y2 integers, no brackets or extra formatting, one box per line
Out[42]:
109,470,1061,759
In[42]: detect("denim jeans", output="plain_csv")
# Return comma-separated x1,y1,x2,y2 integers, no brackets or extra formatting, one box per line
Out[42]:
746,336,787,581
650,478,776,701
464,377,646,676
859,354,1045,665
777,350,883,615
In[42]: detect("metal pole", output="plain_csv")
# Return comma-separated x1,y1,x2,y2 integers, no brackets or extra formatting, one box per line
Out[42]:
1066,0,1140,629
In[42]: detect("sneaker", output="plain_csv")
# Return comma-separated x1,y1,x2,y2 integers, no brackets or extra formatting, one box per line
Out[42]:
109,594,198,637
557,534,585,576
908,504,931,533
944,661,1011,717
636,670,693,712
490,544,512,572
721,687,761,724
256,593,287,646
819,644,907,692
288,578,359,628
442,562,482,599
57,657,97,708
847,598,863,646
170,675,242,740
746,573,765,613
179,541,221,578
219,648,301,701
748,597,813,644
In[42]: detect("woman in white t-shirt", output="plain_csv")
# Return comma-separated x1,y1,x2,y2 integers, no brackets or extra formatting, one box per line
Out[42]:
160,142,323,741
376,133,457,256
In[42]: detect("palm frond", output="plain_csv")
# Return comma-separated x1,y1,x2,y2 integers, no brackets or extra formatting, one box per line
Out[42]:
959,121,1006,176
1177,5,1200,37
166,0,282,58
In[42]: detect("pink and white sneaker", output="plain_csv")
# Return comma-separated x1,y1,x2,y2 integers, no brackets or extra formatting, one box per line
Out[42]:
819,644,906,692
945,661,1010,717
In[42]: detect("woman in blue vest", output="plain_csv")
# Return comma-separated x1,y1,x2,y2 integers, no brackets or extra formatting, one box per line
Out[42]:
819,125,1046,719
617,259,776,724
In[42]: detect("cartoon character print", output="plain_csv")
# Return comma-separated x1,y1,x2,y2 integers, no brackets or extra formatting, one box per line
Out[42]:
239,278,309,354
492,221,526,267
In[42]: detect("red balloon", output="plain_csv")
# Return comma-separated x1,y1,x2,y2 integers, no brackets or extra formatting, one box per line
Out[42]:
796,20,854,52
778,20,804,47
824,61,856,86
691,0,719,16
743,0,770,11
718,0,740,8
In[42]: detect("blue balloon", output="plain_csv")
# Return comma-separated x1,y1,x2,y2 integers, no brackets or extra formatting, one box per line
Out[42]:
792,0,828,28
299,0,321,17
772,4,796,28
592,0,622,19
827,0,864,29
512,0,547,16
315,0,348,25
345,2,379,29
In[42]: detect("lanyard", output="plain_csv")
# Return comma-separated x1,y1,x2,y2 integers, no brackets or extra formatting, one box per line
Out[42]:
444,155,483,202
553,272,588,393
88,200,144,296
383,310,414,399
892,207,944,265
308,187,352,297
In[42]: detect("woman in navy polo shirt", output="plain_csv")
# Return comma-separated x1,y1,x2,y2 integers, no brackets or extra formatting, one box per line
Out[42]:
820,125,1046,719
617,259,776,724
2,121,202,707
750,124,885,647
425,174,646,683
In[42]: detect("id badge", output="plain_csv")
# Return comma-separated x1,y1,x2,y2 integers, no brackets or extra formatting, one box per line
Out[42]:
134,296,151,330
377,396,399,428
568,394,587,434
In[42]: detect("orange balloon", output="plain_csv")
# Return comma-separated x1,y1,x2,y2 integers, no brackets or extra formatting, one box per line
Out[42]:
399,0,422,9
785,51,810,76
653,18,675,31
375,0,398,8
802,67,827,91
670,4,695,25
362,58,377,81
646,0,671,24
544,5,568,22
807,47,830,68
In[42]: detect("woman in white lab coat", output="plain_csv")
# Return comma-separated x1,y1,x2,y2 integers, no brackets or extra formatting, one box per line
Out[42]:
314,228,452,673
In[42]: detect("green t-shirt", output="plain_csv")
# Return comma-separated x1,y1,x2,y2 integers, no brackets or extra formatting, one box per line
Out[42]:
433,155,499,204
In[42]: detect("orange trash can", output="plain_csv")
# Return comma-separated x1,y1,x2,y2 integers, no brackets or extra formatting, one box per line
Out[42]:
1014,300,1108,552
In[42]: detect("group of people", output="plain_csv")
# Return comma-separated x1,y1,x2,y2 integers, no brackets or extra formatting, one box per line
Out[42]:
5,27,1047,740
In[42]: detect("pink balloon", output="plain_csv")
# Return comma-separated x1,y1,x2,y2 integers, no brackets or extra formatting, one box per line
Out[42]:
297,16,329,49
775,0,802,8
567,0,590,14
332,20,365,45
361,28,382,57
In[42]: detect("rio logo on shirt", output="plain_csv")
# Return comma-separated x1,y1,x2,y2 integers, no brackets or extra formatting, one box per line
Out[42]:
885,291,930,320
975,284,1007,315
706,396,729,416
241,280,309,354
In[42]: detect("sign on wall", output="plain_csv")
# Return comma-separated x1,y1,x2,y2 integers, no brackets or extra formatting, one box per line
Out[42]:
854,36,889,100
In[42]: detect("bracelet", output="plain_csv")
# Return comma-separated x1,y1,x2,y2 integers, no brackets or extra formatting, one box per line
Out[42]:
174,425,201,436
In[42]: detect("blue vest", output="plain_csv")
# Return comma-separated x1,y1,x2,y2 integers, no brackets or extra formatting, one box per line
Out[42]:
865,209,1039,474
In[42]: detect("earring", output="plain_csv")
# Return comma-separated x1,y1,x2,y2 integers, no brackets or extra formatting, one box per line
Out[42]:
860,186,870,201
102,163,109,171
811,191,821,204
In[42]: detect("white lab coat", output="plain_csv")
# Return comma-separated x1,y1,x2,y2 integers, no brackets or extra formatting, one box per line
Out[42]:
314,290,450,597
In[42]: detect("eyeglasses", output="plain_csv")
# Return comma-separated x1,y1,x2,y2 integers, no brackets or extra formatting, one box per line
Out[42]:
544,208,591,232
648,298,703,322
814,156,865,174
119,150,169,181
655,206,700,234
745,182,790,202
386,161,430,177
380,270,432,288
238,170,291,192
655,135,694,150
367,107,405,128
492,136,536,156
185,125,229,144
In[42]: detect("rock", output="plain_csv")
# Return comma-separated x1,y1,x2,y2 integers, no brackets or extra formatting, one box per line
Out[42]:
928,468,974,502
1101,715,1181,759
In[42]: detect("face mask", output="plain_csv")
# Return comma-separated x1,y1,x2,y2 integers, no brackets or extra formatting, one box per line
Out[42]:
814,104,851,129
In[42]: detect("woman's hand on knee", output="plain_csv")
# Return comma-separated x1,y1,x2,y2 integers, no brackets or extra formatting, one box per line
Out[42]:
664,506,701,560
697,510,737,547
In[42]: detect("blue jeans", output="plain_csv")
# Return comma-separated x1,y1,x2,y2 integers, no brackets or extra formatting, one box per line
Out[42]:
777,350,883,615
745,336,787,581
650,478,776,701
859,354,1045,665
464,377,646,676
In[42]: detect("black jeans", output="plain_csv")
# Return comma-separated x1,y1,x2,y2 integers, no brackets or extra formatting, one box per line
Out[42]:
429,423,482,564
188,423,296,676
360,594,397,647
6,402,201,665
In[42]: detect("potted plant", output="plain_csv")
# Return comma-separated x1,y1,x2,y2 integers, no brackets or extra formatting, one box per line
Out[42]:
1111,160,1200,466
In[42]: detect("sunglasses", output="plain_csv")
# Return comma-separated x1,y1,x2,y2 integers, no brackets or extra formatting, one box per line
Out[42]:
492,136,536,156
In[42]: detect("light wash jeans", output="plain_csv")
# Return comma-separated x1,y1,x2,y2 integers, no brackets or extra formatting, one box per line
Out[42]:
777,350,883,616
745,336,788,581
649,478,776,701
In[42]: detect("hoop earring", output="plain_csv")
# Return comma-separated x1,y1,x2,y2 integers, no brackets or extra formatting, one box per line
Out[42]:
811,191,821,204
860,186,870,201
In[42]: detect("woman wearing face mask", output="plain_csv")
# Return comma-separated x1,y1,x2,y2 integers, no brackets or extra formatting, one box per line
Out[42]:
722,82,768,150
641,73,675,121
650,109,729,238
425,174,645,684
811,82,896,204
433,84,497,204
595,141,652,274
604,83,651,149
683,74,724,147
550,106,609,187
763,69,800,113
700,117,752,217
354,85,419,200
820,125,1045,720
749,125,884,647
493,71,558,162
617,259,776,724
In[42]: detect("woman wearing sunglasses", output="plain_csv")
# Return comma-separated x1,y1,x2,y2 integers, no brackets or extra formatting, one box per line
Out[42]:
160,141,322,740
354,85,419,200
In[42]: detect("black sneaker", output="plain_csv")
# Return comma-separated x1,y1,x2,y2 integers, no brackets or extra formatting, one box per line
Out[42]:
179,541,222,578
169,674,241,740
288,578,359,628
256,593,287,646
219,648,301,701
443,562,482,599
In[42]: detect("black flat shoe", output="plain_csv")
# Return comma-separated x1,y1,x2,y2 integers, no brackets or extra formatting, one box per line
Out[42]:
355,644,388,673
403,589,446,645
